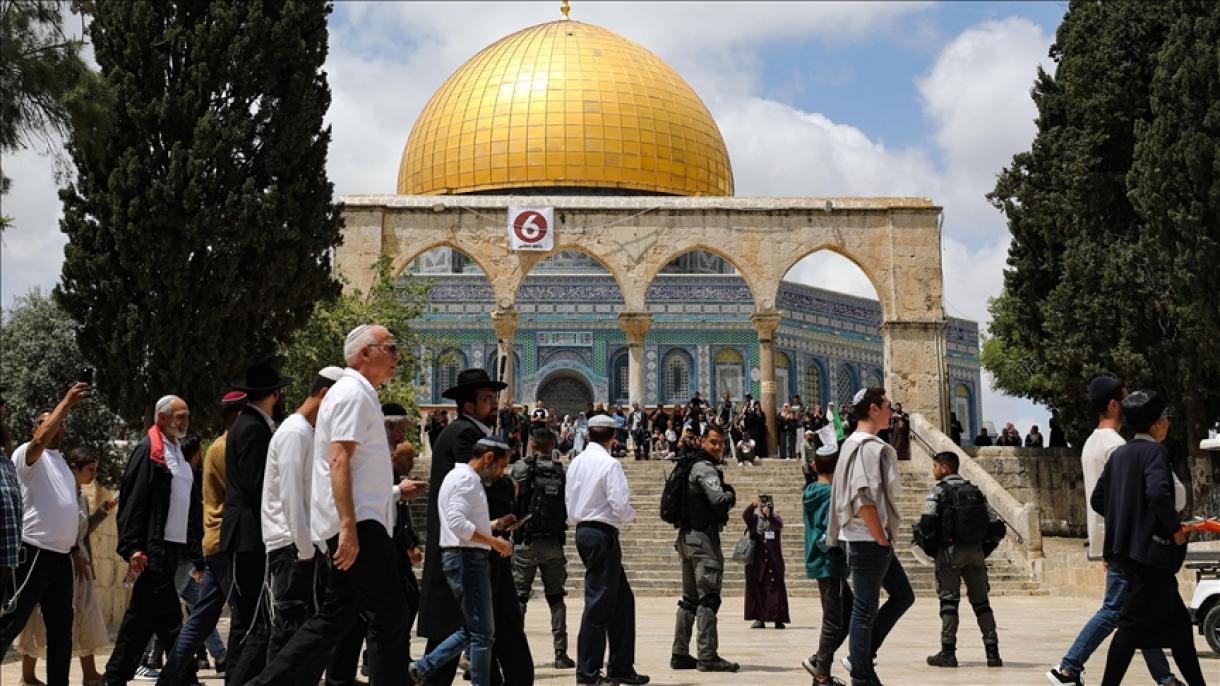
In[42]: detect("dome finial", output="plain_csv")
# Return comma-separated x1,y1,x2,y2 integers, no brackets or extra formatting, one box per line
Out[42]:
560,0,570,19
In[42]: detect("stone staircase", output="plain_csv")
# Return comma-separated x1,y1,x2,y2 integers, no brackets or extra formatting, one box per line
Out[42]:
411,454,1042,598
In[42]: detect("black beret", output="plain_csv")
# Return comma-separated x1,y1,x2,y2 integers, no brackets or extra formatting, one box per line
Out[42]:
1088,375,1123,403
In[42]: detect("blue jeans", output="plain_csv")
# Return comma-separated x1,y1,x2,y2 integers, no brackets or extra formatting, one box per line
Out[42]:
845,541,915,686
156,553,232,686
415,549,495,686
1059,566,1173,683
173,560,226,660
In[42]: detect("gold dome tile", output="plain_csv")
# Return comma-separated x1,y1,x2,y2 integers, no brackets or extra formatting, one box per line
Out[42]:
398,19,733,196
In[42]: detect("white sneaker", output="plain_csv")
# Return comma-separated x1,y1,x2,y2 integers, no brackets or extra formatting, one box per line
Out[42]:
132,665,160,681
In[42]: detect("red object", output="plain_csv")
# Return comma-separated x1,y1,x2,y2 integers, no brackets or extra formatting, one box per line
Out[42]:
1182,518,1220,534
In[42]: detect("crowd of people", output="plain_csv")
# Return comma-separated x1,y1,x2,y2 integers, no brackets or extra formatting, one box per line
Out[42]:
0,329,1209,686
949,413,1068,449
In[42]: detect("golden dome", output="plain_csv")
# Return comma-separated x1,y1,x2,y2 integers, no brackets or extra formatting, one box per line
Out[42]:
398,19,734,196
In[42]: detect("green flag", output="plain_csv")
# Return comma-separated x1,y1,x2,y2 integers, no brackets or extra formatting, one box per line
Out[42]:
830,403,845,441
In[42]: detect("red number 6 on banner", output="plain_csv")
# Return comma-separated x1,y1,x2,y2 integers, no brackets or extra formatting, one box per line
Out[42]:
512,210,548,243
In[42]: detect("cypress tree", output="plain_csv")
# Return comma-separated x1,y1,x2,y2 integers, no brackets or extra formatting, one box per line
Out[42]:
56,0,341,426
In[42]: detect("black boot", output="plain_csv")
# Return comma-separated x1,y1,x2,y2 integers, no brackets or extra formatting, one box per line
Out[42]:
985,643,1003,667
926,646,957,668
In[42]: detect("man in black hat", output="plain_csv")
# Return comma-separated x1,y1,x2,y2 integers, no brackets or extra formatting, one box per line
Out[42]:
220,357,293,684
1089,391,1205,686
417,368,505,686
1045,378,1181,686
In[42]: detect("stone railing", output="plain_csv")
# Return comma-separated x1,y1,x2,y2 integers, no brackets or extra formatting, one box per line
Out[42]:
908,414,1043,560
964,447,1086,537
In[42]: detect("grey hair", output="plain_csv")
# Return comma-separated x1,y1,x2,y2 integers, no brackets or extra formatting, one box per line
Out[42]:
155,395,182,417
343,324,377,365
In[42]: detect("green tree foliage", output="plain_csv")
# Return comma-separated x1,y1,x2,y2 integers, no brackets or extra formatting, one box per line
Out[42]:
1128,0,1220,447
985,0,1172,443
986,0,1220,511
0,289,128,486
0,0,109,225
55,0,341,429
278,258,431,442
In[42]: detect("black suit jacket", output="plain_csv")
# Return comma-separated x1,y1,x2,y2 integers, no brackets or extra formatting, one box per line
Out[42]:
115,435,203,571
221,407,274,554
417,414,486,639
1091,437,1185,573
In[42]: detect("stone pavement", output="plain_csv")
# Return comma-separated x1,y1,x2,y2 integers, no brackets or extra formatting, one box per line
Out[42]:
5,595,1215,685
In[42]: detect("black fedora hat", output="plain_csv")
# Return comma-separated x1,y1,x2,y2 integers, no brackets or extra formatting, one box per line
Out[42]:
442,368,506,401
230,356,294,393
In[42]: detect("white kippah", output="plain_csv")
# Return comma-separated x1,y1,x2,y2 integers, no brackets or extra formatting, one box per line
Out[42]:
319,366,344,382
345,324,372,350
587,414,617,428
852,388,868,406
816,444,838,457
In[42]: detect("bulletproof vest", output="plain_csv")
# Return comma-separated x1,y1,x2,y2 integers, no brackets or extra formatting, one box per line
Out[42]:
683,455,726,530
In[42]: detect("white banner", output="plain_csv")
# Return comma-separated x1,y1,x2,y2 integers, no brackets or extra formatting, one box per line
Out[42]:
507,206,554,251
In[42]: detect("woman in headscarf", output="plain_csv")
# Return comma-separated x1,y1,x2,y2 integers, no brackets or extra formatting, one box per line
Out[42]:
742,495,790,629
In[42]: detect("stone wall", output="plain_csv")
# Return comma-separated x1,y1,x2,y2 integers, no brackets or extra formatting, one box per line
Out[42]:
966,447,1087,537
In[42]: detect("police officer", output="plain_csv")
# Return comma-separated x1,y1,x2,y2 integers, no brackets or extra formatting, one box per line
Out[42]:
913,451,1005,669
670,422,739,672
510,428,575,669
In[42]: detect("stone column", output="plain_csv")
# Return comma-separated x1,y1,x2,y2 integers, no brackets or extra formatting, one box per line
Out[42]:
618,312,653,406
752,310,782,457
881,319,949,430
491,308,520,407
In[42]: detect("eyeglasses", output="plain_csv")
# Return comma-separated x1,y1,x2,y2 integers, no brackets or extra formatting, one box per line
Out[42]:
369,343,399,355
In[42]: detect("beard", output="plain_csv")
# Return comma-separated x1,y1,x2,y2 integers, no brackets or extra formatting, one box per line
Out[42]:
272,395,288,423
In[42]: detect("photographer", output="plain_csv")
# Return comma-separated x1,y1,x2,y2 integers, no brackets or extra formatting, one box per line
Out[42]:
743,494,790,629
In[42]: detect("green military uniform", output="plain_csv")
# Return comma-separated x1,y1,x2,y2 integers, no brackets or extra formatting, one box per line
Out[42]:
509,454,571,662
672,453,736,664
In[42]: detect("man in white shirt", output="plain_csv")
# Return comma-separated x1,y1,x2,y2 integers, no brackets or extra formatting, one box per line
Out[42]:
827,387,913,686
103,394,197,686
0,382,91,686
1045,376,1179,686
566,414,649,685
250,325,423,686
410,437,512,686
260,366,343,667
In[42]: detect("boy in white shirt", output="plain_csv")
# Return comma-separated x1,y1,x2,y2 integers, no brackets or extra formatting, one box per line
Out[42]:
411,437,512,686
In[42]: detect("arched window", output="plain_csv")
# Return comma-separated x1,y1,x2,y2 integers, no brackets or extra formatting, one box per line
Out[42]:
714,348,744,401
954,384,973,438
610,350,629,404
804,361,823,407
662,349,692,404
864,368,883,390
836,364,856,408
435,348,468,401
775,352,791,405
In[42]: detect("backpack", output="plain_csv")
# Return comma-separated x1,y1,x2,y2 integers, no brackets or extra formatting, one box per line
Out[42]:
521,457,567,540
942,480,989,544
660,454,698,527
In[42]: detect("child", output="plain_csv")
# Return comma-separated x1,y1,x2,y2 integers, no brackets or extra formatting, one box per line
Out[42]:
801,443,850,685
18,448,113,686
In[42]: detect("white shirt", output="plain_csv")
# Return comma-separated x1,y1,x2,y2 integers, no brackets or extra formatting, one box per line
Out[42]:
565,442,635,528
262,413,316,558
13,444,79,553
437,463,491,549
312,369,395,542
161,435,193,544
1082,427,1125,559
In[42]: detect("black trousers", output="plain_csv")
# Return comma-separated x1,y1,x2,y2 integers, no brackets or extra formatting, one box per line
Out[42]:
490,549,533,686
814,577,852,677
574,522,635,681
326,617,366,686
225,550,268,685
102,553,183,686
266,546,318,666
1100,560,1208,686
250,521,408,686
0,544,74,686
